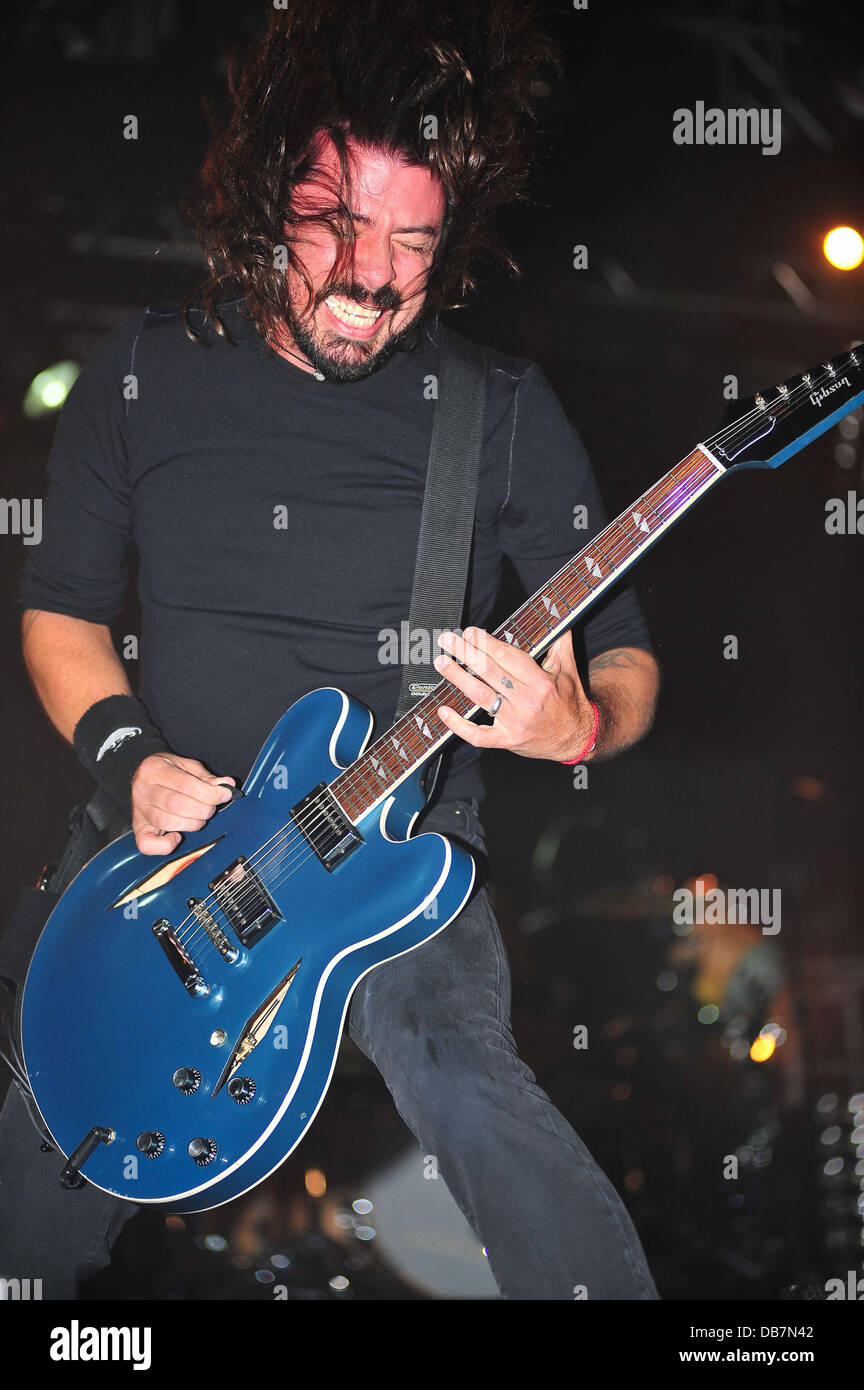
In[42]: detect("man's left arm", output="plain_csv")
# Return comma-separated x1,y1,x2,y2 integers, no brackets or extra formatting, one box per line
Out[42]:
434,627,659,765
434,357,660,765
579,642,660,763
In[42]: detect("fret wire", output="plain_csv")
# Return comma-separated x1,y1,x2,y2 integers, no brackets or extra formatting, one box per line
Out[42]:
503,613,530,646
588,538,616,570
527,595,555,633
598,520,636,564
494,618,530,649
649,460,708,517
605,517,636,547
335,453,723,820
636,491,665,528
546,578,573,612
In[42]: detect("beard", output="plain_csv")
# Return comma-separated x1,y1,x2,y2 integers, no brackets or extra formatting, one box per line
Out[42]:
285,280,426,383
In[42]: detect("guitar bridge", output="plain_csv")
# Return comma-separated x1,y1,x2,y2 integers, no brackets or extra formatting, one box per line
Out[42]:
188,896,239,962
291,783,364,871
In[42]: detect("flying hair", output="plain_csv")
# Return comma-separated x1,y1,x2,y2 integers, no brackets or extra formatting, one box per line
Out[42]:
181,0,558,344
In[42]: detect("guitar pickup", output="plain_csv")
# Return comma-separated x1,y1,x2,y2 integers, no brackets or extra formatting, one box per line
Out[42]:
209,857,281,948
290,783,364,871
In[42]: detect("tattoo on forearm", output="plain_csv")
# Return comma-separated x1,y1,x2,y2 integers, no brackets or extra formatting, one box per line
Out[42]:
588,647,641,674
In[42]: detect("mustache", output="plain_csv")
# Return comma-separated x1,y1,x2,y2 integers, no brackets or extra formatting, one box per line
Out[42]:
315,281,402,312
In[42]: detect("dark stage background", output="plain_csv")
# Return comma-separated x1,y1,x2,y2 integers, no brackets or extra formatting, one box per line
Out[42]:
1,0,863,1301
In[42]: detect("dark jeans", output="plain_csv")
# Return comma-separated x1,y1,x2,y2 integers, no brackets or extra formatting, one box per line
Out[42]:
0,798,658,1300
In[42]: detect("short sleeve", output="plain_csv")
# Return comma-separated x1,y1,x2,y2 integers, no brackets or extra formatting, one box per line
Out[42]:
496,364,654,660
18,320,139,625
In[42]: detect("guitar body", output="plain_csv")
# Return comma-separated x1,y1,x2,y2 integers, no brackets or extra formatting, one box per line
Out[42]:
20,688,475,1212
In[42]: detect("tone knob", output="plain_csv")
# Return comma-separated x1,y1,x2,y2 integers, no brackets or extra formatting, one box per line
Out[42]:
172,1066,201,1095
136,1130,165,1159
226,1076,257,1105
188,1136,217,1166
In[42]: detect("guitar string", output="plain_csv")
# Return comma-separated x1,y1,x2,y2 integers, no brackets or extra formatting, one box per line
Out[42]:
174,356,862,961
174,379,825,962
177,457,725,961
182,445,724,946
181,430,854,964
190,351,860,914
704,355,861,457
176,403,816,961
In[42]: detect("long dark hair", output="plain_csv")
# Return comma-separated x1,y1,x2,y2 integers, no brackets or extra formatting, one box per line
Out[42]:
182,0,557,344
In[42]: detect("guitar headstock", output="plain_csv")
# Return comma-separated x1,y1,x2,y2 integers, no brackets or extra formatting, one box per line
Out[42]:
705,342,864,472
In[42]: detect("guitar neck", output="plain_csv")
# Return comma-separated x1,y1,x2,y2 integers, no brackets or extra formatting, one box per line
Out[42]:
332,445,725,823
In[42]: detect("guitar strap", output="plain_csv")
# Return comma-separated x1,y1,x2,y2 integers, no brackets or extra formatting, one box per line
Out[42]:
396,323,488,801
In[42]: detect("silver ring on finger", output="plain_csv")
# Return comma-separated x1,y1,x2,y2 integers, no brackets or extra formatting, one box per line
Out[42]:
488,693,503,717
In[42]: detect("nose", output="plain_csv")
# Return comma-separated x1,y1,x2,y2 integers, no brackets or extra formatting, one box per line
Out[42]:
350,231,395,294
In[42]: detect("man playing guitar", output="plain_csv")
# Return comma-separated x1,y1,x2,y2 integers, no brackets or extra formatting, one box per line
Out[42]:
1,1,660,1300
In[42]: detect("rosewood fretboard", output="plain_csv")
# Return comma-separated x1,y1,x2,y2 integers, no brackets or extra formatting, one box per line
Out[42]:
332,446,724,823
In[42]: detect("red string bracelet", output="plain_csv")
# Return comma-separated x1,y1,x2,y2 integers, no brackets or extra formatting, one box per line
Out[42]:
560,701,600,765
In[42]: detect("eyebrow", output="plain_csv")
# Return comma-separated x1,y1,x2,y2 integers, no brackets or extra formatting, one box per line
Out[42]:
348,211,440,237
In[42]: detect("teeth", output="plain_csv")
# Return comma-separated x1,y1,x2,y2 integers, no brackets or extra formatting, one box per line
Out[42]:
325,295,382,326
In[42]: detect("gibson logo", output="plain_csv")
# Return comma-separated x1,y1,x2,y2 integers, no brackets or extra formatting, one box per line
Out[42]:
810,375,850,408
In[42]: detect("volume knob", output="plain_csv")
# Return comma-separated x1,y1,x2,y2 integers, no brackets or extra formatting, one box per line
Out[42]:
226,1075,257,1105
136,1130,165,1159
172,1067,201,1095
188,1136,217,1166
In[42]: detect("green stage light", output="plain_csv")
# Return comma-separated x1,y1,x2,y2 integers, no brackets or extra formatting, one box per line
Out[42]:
23,361,81,419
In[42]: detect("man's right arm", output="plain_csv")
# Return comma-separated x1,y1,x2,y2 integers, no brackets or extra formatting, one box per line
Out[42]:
21,609,132,741
22,609,234,855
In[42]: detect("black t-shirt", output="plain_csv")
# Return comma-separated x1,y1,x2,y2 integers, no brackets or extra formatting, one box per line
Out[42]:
19,300,653,803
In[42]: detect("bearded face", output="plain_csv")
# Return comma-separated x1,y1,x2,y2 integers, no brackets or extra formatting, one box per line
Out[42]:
276,133,446,382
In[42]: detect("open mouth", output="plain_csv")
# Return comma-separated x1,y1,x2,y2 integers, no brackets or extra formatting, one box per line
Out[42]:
322,294,385,334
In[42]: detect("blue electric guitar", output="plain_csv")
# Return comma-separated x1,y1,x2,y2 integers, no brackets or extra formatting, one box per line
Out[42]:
20,343,864,1211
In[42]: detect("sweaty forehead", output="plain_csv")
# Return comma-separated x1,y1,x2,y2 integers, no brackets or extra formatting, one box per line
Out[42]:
291,132,445,228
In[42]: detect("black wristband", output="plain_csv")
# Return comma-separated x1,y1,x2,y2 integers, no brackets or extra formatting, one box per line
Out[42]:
73,695,170,814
